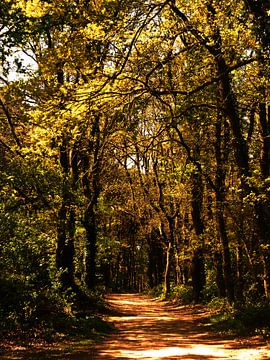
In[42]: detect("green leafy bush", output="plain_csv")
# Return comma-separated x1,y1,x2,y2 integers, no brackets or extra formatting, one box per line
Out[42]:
148,284,165,297
0,276,112,342
207,301,270,336
0,278,67,332
202,282,219,302
207,296,232,312
169,285,193,304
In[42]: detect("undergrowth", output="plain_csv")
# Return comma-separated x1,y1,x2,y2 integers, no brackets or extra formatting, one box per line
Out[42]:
149,284,193,304
149,283,270,338
0,278,113,346
205,298,270,338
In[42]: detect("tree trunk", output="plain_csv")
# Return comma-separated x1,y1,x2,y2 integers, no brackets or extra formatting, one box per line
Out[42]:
164,242,172,295
147,229,164,288
191,164,205,302
81,115,101,290
83,204,97,289
235,240,244,301
215,118,234,302
216,54,270,299
216,208,234,301
56,142,76,292
214,252,226,297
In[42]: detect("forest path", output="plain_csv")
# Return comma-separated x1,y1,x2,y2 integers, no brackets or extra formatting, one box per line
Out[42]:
94,293,270,360
1,294,270,359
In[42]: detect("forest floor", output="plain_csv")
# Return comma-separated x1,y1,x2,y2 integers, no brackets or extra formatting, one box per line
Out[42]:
1,293,270,359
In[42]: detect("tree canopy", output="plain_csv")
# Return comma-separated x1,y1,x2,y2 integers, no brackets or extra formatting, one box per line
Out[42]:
0,0,270,337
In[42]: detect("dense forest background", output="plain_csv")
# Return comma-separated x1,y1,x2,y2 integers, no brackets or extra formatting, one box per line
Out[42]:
0,0,269,338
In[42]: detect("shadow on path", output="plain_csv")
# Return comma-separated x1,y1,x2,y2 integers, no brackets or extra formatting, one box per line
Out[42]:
1,294,269,359
94,294,270,360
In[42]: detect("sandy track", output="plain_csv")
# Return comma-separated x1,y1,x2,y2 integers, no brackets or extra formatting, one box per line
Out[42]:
94,293,270,360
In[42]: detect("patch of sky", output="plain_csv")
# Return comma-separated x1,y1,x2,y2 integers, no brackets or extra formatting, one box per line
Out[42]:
0,48,38,84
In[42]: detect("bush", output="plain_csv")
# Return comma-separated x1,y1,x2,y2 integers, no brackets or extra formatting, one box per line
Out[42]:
236,303,270,329
202,282,219,302
0,277,71,336
0,276,112,342
148,284,165,297
207,296,232,312
170,285,193,305
207,301,270,337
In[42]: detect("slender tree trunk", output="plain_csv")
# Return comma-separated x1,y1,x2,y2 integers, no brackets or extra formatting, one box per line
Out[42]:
147,229,164,288
260,103,270,179
159,222,171,296
258,97,270,299
191,164,205,302
83,204,97,289
164,241,172,295
147,234,155,289
162,214,177,297
81,115,101,290
174,217,182,286
216,208,234,301
214,252,226,297
54,56,77,292
235,240,244,301
56,141,76,291
215,118,234,302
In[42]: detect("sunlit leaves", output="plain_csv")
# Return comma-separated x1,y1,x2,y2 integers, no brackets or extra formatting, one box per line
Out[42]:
18,0,51,18
0,0,269,308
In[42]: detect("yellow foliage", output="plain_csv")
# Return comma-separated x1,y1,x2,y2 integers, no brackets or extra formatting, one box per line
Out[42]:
83,23,106,40
17,0,51,17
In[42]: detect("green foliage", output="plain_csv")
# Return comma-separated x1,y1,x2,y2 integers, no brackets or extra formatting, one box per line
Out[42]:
1,0,270,346
207,297,232,313
169,285,193,305
0,276,112,342
207,302,270,337
202,276,219,303
52,314,114,339
149,284,193,304
236,303,270,331
148,284,165,298
0,277,68,335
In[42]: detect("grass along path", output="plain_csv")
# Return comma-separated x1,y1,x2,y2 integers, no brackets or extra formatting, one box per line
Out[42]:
94,293,270,359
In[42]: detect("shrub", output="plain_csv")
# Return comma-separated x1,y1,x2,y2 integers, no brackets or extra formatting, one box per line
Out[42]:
170,285,193,305
149,284,165,297
207,296,232,313
207,301,270,337
0,276,71,337
236,303,270,329
202,282,219,302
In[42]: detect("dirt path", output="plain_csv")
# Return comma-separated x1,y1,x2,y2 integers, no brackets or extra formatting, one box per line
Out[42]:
94,293,270,359
1,293,270,359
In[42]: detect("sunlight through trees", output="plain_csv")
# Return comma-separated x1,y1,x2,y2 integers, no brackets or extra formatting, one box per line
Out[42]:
0,0,269,341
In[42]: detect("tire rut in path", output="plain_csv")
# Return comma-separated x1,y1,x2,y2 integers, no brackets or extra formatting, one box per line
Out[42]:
94,293,269,359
